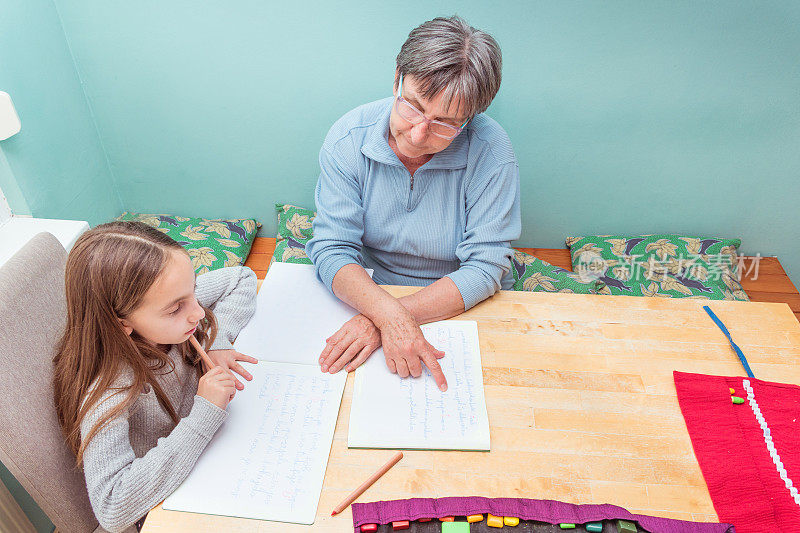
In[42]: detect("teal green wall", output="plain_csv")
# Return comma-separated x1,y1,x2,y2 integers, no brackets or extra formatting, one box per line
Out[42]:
0,0,120,226
0,2,118,530
0,147,30,216
50,0,800,280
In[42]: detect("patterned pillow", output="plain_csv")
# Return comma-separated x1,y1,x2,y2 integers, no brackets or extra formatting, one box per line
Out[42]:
565,234,749,301
116,212,259,274
272,203,314,265
512,250,605,294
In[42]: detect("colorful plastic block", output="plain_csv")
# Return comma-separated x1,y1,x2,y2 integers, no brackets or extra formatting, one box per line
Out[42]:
419,518,432,522
360,525,378,533
618,520,637,533
586,522,603,532
467,514,484,523
442,523,470,533
504,516,520,526
392,520,410,530
560,524,576,529
487,514,504,527
439,516,455,522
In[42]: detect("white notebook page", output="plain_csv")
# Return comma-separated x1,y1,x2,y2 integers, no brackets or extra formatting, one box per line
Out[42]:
163,263,356,524
348,320,490,451
234,262,369,365
163,362,345,524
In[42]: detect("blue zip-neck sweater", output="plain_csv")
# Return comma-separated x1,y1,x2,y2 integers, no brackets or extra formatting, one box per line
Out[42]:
306,97,521,310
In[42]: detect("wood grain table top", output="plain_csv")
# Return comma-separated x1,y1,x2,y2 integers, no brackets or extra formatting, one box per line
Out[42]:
142,288,800,532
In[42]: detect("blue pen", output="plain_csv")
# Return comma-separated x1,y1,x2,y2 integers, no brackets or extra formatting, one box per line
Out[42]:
703,305,755,378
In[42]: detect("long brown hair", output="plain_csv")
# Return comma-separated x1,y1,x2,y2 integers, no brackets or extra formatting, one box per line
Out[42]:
53,221,218,465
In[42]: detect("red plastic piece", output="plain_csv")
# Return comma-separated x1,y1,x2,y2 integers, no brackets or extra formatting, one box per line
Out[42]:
392,520,410,530
361,524,378,532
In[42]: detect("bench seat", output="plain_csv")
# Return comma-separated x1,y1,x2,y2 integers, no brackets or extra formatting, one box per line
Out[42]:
244,237,800,323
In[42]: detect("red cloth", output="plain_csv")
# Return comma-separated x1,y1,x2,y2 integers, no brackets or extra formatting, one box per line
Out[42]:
674,371,800,532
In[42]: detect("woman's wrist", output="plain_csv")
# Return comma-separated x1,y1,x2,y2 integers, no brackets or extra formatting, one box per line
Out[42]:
370,298,414,330
330,263,415,330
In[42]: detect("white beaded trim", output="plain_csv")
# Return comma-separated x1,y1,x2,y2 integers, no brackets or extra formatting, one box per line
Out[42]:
742,379,800,506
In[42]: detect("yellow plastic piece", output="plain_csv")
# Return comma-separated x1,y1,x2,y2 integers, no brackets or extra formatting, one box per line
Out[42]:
467,514,484,523
504,516,520,526
487,514,504,528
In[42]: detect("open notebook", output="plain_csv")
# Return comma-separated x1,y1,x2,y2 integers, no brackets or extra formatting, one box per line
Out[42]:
163,262,360,524
348,320,491,451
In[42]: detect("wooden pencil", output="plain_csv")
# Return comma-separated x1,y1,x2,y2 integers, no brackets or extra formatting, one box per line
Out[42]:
188,335,215,370
331,451,404,516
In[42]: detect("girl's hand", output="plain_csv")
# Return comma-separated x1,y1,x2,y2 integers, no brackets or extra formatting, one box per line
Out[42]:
198,366,236,409
207,349,258,390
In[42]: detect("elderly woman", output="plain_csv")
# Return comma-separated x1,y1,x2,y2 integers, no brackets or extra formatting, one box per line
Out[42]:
306,16,520,390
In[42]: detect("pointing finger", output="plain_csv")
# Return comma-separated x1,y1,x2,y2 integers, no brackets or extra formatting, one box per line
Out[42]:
421,353,448,391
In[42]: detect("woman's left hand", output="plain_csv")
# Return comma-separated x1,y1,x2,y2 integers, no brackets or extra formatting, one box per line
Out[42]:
319,314,382,374
207,349,258,390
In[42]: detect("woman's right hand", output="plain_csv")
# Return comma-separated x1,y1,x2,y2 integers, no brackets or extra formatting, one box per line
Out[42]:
378,308,448,391
197,366,236,409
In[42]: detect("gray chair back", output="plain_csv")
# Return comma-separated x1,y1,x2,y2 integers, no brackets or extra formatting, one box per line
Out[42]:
0,232,98,532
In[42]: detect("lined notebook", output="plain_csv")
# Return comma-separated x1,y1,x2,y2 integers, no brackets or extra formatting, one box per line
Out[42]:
163,263,357,524
348,320,491,451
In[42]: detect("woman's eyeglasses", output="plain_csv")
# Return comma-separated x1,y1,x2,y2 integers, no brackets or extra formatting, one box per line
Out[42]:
394,74,470,140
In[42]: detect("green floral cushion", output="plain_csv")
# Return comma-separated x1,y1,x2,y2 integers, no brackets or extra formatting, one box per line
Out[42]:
272,203,314,265
565,234,749,301
116,212,259,274
511,250,604,294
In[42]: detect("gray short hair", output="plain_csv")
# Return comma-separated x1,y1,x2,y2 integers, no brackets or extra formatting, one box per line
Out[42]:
395,16,502,118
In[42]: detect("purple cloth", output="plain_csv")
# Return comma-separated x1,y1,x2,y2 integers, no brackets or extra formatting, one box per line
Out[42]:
352,497,734,532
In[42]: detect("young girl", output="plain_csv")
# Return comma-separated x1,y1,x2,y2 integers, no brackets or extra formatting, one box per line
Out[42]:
53,221,258,533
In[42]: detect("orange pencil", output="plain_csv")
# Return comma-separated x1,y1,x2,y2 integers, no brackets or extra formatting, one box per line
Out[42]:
188,335,215,370
331,451,404,516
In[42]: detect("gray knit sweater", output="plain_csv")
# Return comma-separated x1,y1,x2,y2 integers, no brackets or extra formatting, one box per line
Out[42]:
80,266,257,533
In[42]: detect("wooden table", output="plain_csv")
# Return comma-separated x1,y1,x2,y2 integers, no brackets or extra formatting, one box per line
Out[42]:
142,289,800,532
